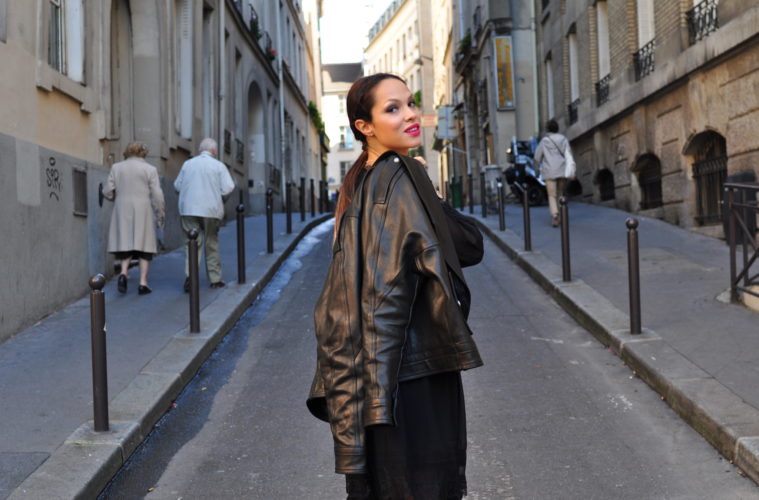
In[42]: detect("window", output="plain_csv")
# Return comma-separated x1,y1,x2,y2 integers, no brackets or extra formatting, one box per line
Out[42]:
597,168,615,201
567,30,579,102
338,95,346,113
48,0,84,81
636,154,662,209
636,0,655,47
72,168,87,216
175,0,193,139
0,0,6,42
596,1,610,79
402,33,406,59
339,126,353,149
544,55,555,118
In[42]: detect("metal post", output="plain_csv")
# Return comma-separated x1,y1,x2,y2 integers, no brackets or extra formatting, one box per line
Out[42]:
266,188,274,254
445,181,451,204
523,185,532,251
310,178,315,217
560,197,571,282
727,187,738,303
285,181,292,234
89,274,109,432
236,202,245,284
300,176,306,222
318,180,323,214
480,171,487,218
188,229,200,332
497,178,505,231
626,218,641,334
458,176,464,209
468,173,474,214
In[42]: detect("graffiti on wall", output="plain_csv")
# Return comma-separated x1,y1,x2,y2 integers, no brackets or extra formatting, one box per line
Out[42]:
46,158,61,201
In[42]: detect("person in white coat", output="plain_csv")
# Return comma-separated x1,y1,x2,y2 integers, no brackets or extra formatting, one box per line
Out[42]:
174,138,235,290
103,142,165,295
534,120,576,227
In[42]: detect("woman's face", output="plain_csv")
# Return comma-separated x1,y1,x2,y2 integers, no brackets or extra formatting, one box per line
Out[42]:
359,78,421,157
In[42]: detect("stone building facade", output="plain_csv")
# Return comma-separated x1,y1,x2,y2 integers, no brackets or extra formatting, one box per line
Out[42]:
537,0,759,236
364,0,441,192
0,0,324,342
452,0,540,203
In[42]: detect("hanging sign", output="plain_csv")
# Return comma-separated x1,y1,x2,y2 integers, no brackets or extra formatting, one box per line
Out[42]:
494,36,515,109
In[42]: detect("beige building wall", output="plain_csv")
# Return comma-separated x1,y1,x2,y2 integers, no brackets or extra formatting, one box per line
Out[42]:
0,0,320,343
537,0,759,236
364,0,440,192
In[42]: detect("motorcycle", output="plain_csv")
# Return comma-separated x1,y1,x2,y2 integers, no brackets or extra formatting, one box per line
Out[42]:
503,137,547,206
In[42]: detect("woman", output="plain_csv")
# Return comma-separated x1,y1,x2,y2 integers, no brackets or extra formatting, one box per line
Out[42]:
307,74,484,499
534,119,576,227
103,142,165,295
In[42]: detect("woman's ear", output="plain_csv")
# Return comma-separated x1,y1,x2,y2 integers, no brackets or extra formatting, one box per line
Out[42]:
354,119,374,138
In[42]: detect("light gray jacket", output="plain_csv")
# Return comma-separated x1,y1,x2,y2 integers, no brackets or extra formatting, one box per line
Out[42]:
174,152,235,219
534,133,574,180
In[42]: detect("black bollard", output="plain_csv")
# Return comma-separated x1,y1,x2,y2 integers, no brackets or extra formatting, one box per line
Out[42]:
188,229,200,332
310,178,315,217
560,197,571,282
266,188,274,253
458,176,464,209
523,185,532,251
300,177,306,222
236,202,246,284
497,178,505,231
89,274,109,432
445,181,451,204
480,172,487,218
468,173,474,214
286,181,292,234
626,218,642,334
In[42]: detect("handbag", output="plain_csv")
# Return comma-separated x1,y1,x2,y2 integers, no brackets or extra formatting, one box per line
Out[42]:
547,135,576,178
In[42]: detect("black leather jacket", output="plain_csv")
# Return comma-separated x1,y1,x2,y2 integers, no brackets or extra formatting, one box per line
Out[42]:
307,152,483,474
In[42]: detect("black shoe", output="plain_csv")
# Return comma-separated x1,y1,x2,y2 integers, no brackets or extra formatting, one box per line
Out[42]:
183,277,190,293
117,274,127,294
210,281,226,289
138,285,152,295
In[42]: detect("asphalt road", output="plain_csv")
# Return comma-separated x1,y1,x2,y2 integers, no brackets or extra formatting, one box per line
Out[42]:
100,221,759,499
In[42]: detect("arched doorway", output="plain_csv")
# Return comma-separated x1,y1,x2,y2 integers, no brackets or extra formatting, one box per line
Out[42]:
634,154,662,210
247,81,266,212
686,131,727,225
596,168,615,201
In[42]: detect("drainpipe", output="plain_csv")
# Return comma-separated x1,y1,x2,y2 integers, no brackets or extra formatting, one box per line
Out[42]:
218,3,226,160
456,0,472,176
276,0,286,199
529,0,539,138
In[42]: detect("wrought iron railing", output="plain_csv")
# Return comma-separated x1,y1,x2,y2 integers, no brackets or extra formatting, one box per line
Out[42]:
687,0,719,45
595,74,610,106
725,182,759,303
249,4,262,40
261,31,275,61
633,40,655,81
473,6,482,36
542,0,550,10
567,98,579,124
232,0,242,15
693,155,727,225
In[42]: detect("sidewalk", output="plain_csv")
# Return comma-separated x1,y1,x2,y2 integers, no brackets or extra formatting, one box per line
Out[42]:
0,211,332,499
470,200,759,486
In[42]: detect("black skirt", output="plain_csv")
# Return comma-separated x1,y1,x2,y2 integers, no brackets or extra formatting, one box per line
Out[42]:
346,371,468,500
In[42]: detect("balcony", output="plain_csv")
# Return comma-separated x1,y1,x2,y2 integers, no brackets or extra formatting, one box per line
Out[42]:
567,98,579,125
633,39,655,81
235,139,244,163
595,74,610,106
687,0,719,45
249,5,262,40
224,129,231,154
260,31,275,62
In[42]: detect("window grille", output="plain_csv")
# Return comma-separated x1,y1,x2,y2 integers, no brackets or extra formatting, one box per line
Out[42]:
633,39,655,81
687,0,719,45
73,168,88,216
48,0,64,72
595,74,610,106
567,98,579,124
637,156,662,209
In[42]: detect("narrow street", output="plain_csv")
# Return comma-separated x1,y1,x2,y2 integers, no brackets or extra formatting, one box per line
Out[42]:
100,223,757,499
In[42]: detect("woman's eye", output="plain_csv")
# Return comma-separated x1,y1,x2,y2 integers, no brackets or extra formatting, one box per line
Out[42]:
386,105,398,112
409,101,416,108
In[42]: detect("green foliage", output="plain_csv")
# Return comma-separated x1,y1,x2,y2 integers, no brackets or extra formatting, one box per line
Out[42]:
414,90,422,107
308,101,326,136
457,33,471,55
408,145,425,158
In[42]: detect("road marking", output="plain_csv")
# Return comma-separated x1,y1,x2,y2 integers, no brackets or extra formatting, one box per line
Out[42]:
531,337,564,344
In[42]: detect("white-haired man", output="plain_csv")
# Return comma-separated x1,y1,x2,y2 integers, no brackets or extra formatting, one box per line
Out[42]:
174,138,235,290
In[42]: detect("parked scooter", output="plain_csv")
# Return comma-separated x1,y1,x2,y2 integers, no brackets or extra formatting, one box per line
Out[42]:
504,137,547,206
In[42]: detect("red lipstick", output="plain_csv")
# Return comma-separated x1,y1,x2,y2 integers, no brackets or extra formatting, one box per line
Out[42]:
405,124,421,136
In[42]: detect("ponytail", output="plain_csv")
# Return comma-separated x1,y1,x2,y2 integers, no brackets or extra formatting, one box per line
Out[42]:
334,150,369,238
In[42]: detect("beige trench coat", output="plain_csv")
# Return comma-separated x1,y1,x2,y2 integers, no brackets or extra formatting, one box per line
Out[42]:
103,157,165,254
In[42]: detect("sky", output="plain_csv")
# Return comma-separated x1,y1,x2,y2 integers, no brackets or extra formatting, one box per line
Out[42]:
319,0,394,64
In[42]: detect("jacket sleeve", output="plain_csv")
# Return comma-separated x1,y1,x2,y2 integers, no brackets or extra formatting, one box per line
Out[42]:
149,167,166,227
440,200,484,267
534,139,545,166
360,169,438,426
173,166,184,193
103,169,116,201
219,164,236,196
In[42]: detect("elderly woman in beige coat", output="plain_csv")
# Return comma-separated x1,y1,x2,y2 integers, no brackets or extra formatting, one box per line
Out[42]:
103,142,165,295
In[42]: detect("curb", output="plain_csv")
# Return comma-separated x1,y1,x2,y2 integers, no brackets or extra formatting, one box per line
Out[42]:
9,215,333,500
474,218,759,486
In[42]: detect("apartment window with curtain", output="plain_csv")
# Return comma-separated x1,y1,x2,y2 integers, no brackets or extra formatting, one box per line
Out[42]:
567,30,580,123
175,0,193,139
636,0,655,47
544,55,555,118
595,1,610,105
48,0,85,82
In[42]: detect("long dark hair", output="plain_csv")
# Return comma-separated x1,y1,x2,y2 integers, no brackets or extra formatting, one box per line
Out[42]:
334,73,406,233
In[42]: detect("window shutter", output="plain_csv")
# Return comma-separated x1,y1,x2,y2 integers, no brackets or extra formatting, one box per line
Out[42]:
65,0,84,82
